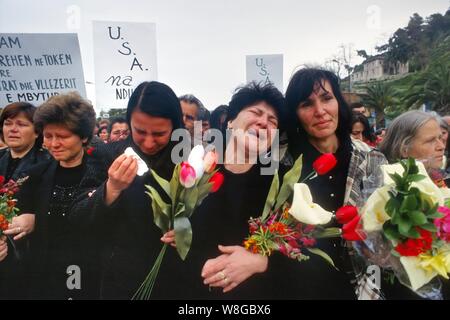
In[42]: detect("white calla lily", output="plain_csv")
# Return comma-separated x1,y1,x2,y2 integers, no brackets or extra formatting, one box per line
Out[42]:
381,161,444,205
289,183,333,225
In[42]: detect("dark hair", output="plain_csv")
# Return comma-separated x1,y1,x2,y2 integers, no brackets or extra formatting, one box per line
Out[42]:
179,94,204,109
285,68,352,154
350,102,365,110
0,102,37,140
108,117,127,134
126,81,183,130
210,105,228,130
197,107,210,122
351,113,375,143
34,92,96,145
226,81,285,130
98,125,108,135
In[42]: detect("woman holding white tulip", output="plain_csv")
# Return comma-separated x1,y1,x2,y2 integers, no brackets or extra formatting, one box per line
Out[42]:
69,81,195,299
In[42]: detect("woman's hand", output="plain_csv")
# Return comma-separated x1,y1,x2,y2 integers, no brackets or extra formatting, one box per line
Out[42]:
3,214,35,240
201,245,268,293
105,154,138,205
160,230,176,248
0,236,8,262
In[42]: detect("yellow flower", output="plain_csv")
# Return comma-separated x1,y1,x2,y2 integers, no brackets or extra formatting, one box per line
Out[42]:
419,247,450,279
400,246,450,291
288,183,333,225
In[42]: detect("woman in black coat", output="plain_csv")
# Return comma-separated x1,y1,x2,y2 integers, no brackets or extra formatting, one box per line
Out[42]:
10,92,107,299
69,81,189,299
186,82,355,299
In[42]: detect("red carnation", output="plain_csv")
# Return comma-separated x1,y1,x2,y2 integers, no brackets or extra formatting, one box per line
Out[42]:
0,176,4,186
86,147,95,156
313,153,337,175
395,228,433,256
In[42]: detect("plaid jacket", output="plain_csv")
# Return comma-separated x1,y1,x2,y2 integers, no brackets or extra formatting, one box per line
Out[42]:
344,141,388,300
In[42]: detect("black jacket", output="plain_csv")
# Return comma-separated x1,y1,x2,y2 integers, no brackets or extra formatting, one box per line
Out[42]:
14,153,108,299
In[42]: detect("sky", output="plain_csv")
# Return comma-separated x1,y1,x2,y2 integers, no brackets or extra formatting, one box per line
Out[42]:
1,0,449,112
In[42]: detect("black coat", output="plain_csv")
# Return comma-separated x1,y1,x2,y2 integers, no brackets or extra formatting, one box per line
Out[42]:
0,145,50,181
69,142,188,299
14,153,108,299
188,163,356,300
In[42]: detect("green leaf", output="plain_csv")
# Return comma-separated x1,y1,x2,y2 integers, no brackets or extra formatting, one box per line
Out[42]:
408,159,419,174
408,210,428,226
406,174,426,183
149,169,170,197
170,164,181,203
197,182,214,206
389,173,404,186
306,248,337,270
274,155,303,211
420,223,438,233
383,223,401,241
146,188,171,232
261,170,279,221
398,216,413,236
426,211,444,220
182,186,199,218
405,228,421,239
385,197,400,216
400,195,418,212
174,216,193,260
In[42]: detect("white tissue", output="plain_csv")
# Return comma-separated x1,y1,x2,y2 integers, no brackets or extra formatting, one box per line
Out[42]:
124,147,149,176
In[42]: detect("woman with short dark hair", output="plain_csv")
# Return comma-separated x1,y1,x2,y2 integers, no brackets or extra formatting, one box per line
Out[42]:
10,92,107,299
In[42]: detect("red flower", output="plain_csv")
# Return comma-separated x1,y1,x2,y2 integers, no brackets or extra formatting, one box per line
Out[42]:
86,147,95,156
336,206,358,224
208,172,224,193
313,153,337,175
342,215,366,241
0,176,4,186
0,215,8,231
395,228,433,256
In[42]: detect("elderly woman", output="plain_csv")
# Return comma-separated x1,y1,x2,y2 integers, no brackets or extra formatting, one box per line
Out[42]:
10,92,107,299
379,111,445,171
283,68,388,299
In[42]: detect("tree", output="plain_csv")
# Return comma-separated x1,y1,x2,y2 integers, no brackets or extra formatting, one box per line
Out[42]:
361,82,397,127
402,62,450,114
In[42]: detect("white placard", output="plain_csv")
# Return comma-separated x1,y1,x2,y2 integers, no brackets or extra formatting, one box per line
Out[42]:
93,21,157,109
246,54,283,91
0,33,86,106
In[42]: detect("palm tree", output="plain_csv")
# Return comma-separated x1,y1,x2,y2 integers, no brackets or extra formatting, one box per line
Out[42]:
402,62,450,114
361,82,397,127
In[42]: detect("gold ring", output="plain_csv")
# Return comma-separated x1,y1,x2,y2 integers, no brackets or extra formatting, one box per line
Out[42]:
218,271,226,280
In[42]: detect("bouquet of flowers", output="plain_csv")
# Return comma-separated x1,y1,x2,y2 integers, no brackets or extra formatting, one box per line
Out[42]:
0,176,23,236
133,145,224,300
355,158,450,298
244,153,353,266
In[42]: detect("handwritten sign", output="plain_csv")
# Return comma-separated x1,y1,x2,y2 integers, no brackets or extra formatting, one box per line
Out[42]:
0,33,86,106
93,21,157,109
246,54,283,91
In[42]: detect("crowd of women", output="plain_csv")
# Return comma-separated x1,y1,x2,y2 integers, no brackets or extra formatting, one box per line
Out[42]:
0,68,448,300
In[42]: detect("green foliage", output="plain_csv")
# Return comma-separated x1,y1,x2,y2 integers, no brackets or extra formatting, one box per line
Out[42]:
382,158,440,243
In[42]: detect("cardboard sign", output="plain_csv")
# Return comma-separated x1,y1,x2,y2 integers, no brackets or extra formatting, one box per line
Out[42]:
93,21,157,109
0,33,86,106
